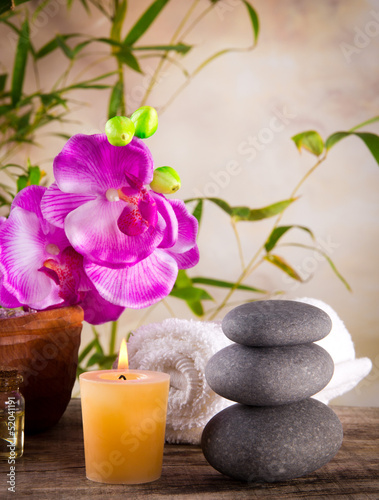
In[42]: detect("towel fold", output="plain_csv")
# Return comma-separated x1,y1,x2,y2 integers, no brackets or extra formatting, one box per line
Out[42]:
295,297,372,404
127,318,232,444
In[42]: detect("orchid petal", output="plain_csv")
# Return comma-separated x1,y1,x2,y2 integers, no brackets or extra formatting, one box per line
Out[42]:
12,185,46,215
84,249,178,308
0,208,62,309
12,185,51,234
41,182,96,228
80,288,125,325
54,135,153,195
65,197,164,266
151,192,178,249
0,276,23,309
167,245,200,269
168,199,198,253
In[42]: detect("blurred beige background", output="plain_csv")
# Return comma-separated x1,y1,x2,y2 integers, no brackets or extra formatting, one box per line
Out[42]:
1,0,379,405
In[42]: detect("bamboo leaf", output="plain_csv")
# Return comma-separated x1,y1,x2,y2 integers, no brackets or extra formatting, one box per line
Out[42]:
86,353,116,368
132,43,192,54
242,1,259,44
264,225,315,253
292,130,324,157
16,175,28,192
36,34,80,59
0,0,13,15
185,197,232,215
91,326,104,355
282,243,351,291
170,286,213,301
187,300,204,316
60,71,116,91
325,131,379,165
108,80,123,118
55,34,75,59
78,339,97,364
175,269,192,289
264,254,303,281
28,166,41,185
185,197,297,221
117,49,143,73
192,199,203,227
124,0,171,46
191,277,267,293
11,18,29,106
0,74,7,93
232,198,297,222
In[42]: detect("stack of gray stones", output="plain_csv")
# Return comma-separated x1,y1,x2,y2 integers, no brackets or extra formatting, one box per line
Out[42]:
201,300,343,482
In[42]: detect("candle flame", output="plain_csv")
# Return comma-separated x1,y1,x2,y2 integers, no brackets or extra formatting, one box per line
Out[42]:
118,339,129,370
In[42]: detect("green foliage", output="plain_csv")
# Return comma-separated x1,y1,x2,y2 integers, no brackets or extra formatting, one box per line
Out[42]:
185,197,297,221
292,130,324,156
11,18,29,106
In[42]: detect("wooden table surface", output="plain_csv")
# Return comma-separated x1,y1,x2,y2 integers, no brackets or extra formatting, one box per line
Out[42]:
1,399,378,499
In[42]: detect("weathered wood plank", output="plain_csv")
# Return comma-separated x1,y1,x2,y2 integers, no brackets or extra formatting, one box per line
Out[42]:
1,401,378,499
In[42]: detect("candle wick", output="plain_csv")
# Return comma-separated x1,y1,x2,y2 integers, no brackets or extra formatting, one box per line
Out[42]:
118,375,127,380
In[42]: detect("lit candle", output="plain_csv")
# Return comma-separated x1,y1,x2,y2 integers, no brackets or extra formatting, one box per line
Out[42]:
79,340,170,484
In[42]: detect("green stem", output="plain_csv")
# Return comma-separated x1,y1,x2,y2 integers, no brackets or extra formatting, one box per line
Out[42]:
109,320,118,355
117,60,126,115
231,218,245,270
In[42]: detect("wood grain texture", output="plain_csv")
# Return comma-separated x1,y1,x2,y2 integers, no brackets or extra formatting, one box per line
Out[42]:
0,400,378,499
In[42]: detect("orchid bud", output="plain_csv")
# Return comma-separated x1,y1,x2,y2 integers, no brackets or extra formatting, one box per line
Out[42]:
105,116,135,146
130,106,158,139
150,166,181,194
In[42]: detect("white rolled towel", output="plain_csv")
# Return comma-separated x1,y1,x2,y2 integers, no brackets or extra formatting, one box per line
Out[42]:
126,318,232,444
294,297,372,404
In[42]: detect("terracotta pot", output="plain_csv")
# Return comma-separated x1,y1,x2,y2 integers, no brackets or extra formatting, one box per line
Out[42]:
0,306,83,433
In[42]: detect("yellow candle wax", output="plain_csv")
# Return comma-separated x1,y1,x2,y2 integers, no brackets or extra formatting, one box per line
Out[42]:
80,369,170,484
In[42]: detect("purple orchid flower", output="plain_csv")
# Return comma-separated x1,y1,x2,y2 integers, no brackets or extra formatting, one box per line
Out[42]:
41,134,199,308
0,185,124,324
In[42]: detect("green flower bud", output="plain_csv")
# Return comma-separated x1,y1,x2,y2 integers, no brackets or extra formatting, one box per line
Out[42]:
131,106,158,139
150,166,181,194
105,116,135,146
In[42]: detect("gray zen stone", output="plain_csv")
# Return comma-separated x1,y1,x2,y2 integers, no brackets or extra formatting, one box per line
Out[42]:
205,343,334,405
222,300,332,346
201,398,343,482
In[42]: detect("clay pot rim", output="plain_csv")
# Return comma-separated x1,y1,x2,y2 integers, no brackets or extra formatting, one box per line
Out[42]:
0,305,84,336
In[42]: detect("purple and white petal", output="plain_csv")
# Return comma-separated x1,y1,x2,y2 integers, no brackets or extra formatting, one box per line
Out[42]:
12,186,50,234
54,135,153,195
151,192,178,249
167,245,199,269
84,249,178,308
0,208,61,309
65,198,164,266
41,182,96,228
168,198,198,253
79,287,125,325
0,276,23,309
